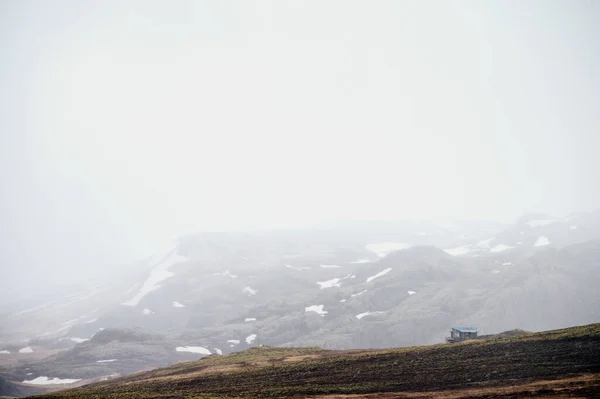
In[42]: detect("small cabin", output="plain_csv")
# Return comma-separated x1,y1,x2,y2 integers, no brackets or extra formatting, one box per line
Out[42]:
446,326,478,343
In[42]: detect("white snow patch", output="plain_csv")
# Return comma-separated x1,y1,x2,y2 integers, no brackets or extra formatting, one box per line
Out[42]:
19,347,33,353
26,373,33,375
351,290,368,297
490,244,513,253
366,242,411,257
61,318,79,326
50,324,75,336
317,278,341,289
408,291,416,295
320,264,341,268
23,376,81,385
245,334,257,344
125,283,140,295
366,268,392,283
96,359,117,363
340,299,347,303
444,246,475,256
121,249,187,306
285,264,311,271
475,237,494,249
0,350,10,354
356,311,385,320
527,219,555,227
176,346,211,355
502,262,512,266
243,286,258,296
349,258,371,264
13,301,57,316
570,225,577,230
70,338,89,343
213,270,237,278
214,348,223,355
142,308,154,315
245,318,256,322
227,339,240,345
534,236,550,247
491,269,501,274
100,374,117,381
173,301,186,308
305,305,327,316
84,318,98,324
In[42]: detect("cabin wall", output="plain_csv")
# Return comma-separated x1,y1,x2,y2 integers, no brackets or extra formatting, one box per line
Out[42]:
450,330,478,340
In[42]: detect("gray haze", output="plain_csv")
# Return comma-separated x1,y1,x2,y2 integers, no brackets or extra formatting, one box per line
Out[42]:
1,0,599,291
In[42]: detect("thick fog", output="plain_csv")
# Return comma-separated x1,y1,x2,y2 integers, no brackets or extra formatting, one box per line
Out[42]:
1,0,599,293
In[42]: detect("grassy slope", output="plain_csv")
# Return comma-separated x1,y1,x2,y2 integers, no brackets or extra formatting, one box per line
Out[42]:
32,323,600,399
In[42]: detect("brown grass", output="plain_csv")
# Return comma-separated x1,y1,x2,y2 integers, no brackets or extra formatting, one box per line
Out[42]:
283,354,323,362
29,323,600,399
308,374,600,398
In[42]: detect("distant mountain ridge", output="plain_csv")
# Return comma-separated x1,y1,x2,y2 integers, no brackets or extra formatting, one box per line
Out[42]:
1,210,599,393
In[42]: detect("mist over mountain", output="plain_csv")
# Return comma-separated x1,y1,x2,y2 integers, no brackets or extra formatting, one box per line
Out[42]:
1,1,599,397
2,0,600,295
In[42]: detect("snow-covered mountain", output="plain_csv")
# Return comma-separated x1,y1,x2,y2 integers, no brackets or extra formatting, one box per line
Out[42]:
1,211,599,391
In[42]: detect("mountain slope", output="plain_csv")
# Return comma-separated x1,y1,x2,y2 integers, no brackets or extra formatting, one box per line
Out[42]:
2,212,600,392
30,323,600,398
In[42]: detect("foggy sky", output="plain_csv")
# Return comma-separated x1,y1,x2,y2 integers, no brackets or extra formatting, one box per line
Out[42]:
1,1,599,290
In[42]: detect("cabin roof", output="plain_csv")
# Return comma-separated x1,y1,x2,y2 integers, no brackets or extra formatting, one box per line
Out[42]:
452,326,478,333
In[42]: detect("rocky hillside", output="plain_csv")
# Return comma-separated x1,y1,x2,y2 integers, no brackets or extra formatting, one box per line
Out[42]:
1,211,599,393
28,323,600,399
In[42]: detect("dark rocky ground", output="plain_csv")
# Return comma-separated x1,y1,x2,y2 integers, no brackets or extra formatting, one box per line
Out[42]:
29,323,600,399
